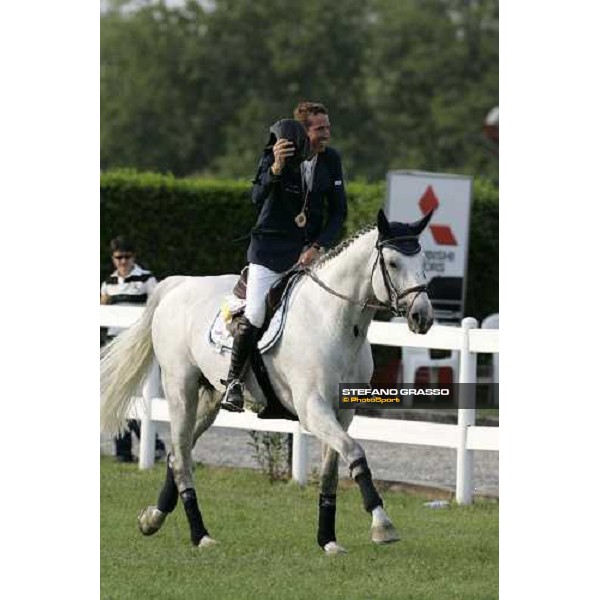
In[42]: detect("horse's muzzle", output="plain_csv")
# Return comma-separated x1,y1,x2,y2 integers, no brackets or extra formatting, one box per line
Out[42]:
407,301,434,334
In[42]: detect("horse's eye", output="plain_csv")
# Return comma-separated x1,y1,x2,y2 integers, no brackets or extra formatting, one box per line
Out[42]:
389,261,398,269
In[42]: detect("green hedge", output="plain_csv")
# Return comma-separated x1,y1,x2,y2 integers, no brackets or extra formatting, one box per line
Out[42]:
101,170,497,320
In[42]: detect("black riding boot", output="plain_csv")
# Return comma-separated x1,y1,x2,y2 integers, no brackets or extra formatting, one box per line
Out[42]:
220,316,258,412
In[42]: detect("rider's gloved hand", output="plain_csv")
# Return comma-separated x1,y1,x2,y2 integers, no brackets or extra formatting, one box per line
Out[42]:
299,245,321,266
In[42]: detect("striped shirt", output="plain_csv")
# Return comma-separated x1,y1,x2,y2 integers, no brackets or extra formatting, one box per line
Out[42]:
101,264,157,336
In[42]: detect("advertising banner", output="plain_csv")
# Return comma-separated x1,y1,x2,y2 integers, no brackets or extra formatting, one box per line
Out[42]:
385,171,472,321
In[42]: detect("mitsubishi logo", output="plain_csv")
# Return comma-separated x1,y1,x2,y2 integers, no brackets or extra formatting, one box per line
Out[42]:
418,186,457,246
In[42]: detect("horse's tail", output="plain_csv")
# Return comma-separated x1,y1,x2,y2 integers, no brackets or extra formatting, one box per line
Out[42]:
100,276,187,435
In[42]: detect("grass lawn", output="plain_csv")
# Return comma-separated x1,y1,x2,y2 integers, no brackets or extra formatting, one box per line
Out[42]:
101,457,498,600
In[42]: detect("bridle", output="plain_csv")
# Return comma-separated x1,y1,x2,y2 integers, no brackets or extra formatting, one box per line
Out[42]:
301,236,429,317
373,237,429,316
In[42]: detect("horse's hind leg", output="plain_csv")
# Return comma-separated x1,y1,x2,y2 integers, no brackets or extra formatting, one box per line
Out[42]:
169,371,220,547
138,381,220,539
138,383,220,538
192,382,221,444
139,369,217,547
138,452,177,536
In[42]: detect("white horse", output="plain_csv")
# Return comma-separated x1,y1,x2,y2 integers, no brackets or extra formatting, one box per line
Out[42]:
100,209,434,554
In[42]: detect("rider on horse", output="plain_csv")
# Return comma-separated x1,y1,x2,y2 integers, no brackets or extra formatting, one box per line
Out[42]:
220,101,348,412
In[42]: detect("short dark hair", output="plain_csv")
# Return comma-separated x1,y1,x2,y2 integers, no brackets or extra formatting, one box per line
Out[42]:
110,235,136,254
293,101,328,128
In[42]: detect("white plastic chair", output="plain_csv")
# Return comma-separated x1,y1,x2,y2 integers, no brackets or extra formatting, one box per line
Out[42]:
391,317,459,408
481,313,499,406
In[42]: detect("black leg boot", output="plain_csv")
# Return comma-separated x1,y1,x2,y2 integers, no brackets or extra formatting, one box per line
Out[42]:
220,316,258,412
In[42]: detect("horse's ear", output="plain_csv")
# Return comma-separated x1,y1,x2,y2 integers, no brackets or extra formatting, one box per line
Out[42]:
410,209,435,236
377,209,391,236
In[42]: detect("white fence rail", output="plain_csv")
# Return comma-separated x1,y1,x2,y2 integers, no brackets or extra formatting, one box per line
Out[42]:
101,305,499,504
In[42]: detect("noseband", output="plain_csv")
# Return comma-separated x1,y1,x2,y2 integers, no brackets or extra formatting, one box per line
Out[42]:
302,237,429,317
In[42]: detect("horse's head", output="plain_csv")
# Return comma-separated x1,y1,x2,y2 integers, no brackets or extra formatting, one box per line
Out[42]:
372,209,434,334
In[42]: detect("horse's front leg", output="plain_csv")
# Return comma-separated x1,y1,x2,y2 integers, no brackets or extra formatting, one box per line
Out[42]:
357,463,401,545
317,408,353,554
318,443,346,554
303,395,400,548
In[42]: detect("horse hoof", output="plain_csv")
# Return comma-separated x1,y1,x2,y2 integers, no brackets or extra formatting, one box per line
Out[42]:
137,506,166,536
371,522,401,545
323,541,348,555
198,535,219,548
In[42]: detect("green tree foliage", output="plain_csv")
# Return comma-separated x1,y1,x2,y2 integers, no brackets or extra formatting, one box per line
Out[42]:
101,0,498,182
102,1,213,174
368,0,499,180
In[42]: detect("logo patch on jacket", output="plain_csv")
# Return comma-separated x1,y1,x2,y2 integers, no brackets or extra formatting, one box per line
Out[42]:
283,183,302,195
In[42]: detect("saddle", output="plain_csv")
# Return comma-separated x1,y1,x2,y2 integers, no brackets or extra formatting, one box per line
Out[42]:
231,266,299,334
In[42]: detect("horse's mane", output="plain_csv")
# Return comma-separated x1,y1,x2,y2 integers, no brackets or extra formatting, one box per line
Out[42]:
313,223,377,270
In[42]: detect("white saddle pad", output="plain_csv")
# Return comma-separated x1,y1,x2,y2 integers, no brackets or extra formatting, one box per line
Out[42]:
207,277,299,354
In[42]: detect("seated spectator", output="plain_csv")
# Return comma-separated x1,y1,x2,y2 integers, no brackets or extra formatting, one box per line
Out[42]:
101,235,165,462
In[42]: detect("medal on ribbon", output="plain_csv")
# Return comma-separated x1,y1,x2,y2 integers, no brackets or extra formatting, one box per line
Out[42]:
295,211,307,228
296,156,316,229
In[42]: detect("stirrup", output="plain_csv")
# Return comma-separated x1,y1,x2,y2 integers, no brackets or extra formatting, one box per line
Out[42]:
220,380,245,413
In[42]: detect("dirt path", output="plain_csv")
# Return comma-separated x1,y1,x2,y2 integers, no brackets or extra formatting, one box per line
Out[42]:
100,420,498,496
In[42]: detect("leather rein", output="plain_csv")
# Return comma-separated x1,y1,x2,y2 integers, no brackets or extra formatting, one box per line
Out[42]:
301,237,429,317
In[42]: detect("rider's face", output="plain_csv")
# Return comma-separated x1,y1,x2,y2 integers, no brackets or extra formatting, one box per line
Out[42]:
306,113,331,154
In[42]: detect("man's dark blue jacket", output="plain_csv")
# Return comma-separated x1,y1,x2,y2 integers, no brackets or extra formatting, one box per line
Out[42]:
247,147,347,272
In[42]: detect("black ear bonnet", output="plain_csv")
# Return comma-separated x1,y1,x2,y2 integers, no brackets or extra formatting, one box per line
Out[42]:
378,223,422,255
376,209,434,256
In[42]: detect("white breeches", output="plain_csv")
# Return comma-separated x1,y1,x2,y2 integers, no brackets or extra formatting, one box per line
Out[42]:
244,263,285,328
